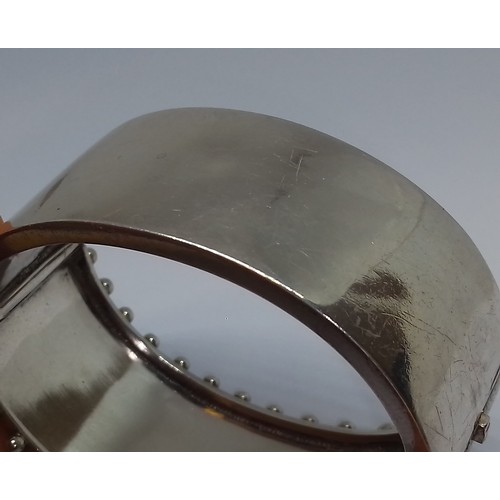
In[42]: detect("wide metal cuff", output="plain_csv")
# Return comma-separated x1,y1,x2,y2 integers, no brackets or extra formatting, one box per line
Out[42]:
1,109,499,451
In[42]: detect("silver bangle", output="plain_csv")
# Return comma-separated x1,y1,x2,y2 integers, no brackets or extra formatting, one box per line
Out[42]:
1,108,498,451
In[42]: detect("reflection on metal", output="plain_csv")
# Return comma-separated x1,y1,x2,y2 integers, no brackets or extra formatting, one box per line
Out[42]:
174,358,189,370
338,421,353,430
86,247,97,264
0,108,499,451
472,413,490,444
99,277,114,295
9,434,25,452
302,415,318,424
144,334,159,348
267,405,282,414
203,376,219,388
235,392,251,403
119,307,134,323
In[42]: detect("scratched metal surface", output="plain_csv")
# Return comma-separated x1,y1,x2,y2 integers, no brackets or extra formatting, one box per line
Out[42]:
2,109,499,450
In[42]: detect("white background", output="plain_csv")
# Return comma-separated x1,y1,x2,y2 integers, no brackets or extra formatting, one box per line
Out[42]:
1,49,499,451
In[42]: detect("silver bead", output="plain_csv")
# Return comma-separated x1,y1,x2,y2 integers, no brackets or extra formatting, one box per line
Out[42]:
174,357,189,370
235,391,250,402
472,412,490,444
203,376,219,387
267,405,282,413
119,307,134,322
338,421,353,429
9,434,25,452
100,277,114,294
144,333,159,347
302,415,317,424
86,247,97,264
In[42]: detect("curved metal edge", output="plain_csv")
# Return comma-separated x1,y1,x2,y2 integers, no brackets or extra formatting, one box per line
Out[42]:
76,246,402,449
0,221,427,451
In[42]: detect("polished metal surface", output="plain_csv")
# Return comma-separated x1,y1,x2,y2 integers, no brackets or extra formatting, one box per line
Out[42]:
0,245,397,451
0,247,301,451
1,108,499,451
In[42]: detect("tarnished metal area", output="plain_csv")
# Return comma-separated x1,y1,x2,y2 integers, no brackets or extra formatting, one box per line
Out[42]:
0,108,499,451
